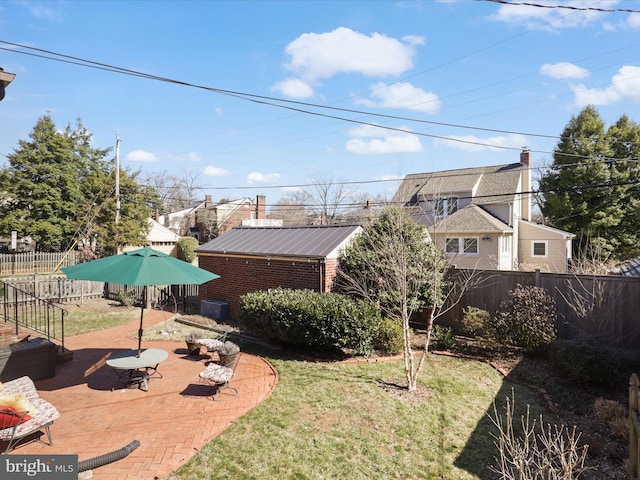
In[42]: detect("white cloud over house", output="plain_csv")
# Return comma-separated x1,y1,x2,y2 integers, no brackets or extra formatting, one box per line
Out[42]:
540,62,590,80
572,65,640,106
125,149,159,163
247,172,281,183
346,124,423,154
272,27,423,98
434,133,528,152
354,82,441,114
271,78,315,99
203,166,231,177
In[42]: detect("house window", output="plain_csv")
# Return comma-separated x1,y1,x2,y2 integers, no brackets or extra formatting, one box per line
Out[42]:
445,238,459,254
435,197,458,217
445,237,478,255
532,241,547,257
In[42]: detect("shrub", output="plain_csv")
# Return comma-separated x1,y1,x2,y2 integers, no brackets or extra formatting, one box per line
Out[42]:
115,289,136,307
461,306,491,337
239,288,382,356
431,325,455,351
374,318,403,354
493,284,556,352
176,237,200,263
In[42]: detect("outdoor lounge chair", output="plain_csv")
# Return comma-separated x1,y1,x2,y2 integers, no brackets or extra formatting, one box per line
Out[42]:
0,376,60,453
198,352,241,401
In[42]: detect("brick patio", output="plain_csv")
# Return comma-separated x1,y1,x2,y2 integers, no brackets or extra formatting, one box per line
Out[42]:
7,309,279,479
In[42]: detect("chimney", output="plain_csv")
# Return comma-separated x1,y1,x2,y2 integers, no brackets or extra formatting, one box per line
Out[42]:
204,195,212,207
256,195,266,220
366,199,374,208
520,148,530,167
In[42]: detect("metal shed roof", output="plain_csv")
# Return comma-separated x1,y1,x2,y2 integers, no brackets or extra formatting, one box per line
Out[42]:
197,225,362,259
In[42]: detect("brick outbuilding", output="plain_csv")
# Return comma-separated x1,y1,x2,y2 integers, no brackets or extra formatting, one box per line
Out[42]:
196,225,362,321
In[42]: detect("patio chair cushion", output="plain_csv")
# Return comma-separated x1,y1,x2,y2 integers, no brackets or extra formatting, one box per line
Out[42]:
199,364,234,383
0,393,38,416
195,338,225,352
0,407,31,428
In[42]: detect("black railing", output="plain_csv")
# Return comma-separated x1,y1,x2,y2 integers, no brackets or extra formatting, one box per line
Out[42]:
0,281,66,352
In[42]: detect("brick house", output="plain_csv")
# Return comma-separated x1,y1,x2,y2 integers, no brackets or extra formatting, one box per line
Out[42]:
158,195,269,243
196,224,362,320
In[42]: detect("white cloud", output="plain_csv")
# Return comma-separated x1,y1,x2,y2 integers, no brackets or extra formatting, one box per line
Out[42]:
283,27,421,81
247,172,281,184
571,65,640,106
355,82,441,114
203,166,231,177
434,133,528,152
346,124,423,154
540,62,590,80
628,12,640,29
488,0,614,29
271,78,315,99
165,151,203,163
125,149,159,163
214,107,223,115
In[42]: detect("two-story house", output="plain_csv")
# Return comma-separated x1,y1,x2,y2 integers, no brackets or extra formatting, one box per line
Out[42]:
392,150,574,273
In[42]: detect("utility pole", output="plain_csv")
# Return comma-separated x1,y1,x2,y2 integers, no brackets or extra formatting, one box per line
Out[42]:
115,134,121,252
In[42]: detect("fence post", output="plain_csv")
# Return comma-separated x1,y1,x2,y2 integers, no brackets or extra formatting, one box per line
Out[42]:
630,373,640,480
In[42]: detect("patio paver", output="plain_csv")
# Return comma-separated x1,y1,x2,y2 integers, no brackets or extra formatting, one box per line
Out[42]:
8,309,279,479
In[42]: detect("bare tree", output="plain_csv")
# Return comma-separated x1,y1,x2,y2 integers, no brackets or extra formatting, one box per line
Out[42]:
271,191,313,226
142,169,204,213
308,174,354,225
196,209,218,243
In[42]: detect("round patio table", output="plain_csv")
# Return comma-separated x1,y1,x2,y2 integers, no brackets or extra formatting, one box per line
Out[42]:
106,348,168,392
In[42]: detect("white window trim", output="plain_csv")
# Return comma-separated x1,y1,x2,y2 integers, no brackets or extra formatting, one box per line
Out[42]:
531,240,548,258
445,237,479,255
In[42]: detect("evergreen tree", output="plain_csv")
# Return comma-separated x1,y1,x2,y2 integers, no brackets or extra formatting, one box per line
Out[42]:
539,105,640,259
0,113,158,254
0,114,82,250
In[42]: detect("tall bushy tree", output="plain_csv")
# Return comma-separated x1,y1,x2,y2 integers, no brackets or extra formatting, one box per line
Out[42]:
0,113,156,254
0,114,86,250
337,206,449,391
81,167,156,255
539,106,640,259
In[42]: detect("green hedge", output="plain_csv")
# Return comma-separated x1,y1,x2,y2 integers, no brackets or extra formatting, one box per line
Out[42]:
239,288,383,355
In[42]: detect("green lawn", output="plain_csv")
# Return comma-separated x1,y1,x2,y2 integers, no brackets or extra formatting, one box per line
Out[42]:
62,307,139,337
175,351,542,480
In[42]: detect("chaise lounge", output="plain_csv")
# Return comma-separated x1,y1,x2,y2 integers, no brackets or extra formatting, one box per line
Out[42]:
0,375,60,453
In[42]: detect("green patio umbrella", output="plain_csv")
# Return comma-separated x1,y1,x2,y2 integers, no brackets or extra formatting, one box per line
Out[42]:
61,246,220,356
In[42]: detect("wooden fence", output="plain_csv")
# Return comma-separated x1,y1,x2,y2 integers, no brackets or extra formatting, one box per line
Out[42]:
433,269,640,346
630,374,640,479
0,252,77,275
2,276,200,313
3,275,104,304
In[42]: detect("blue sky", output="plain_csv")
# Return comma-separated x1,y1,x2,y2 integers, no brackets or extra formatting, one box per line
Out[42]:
1,0,640,207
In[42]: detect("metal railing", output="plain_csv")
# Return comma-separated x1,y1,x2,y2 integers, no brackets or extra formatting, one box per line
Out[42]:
0,281,67,353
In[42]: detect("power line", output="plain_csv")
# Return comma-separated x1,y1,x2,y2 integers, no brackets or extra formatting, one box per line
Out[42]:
3,39,640,155
0,40,560,151
478,0,640,13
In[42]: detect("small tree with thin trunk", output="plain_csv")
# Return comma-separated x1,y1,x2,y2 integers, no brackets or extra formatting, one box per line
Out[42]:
337,206,451,391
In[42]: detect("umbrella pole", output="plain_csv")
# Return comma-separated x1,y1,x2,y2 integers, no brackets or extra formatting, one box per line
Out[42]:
137,287,146,357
